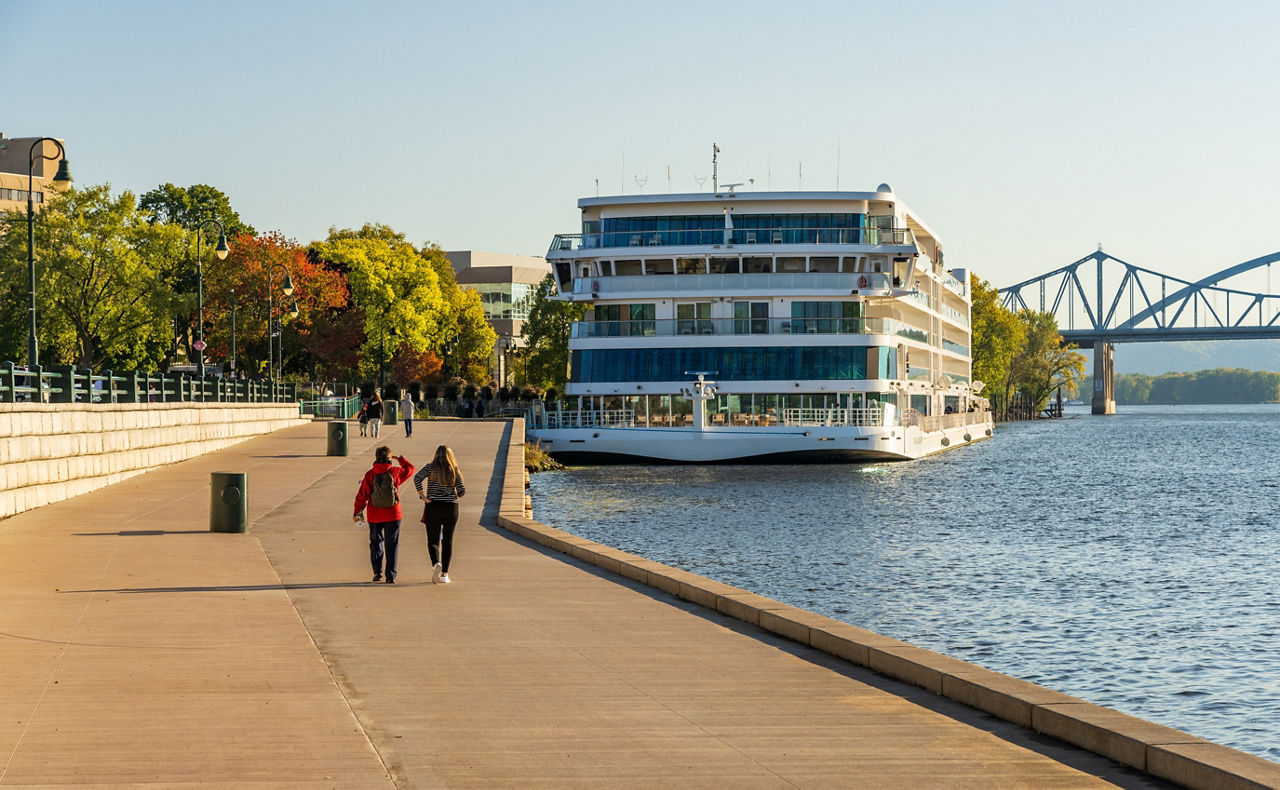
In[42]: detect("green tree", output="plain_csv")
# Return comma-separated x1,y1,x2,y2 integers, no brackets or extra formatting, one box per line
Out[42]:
0,185,188,369
969,274,1025,397
139,183,255,237
1010,311,1087,409
310,224,448,381
419,243,495,383
521,273,585,390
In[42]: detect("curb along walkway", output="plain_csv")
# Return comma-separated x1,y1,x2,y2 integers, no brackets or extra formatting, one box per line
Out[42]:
0,420,1185,788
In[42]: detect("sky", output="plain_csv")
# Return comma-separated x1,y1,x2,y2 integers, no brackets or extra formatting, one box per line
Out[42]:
5,0,1280,296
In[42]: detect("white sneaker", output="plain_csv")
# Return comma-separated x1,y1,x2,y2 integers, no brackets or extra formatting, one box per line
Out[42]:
440,574,451,584
431,563,442,584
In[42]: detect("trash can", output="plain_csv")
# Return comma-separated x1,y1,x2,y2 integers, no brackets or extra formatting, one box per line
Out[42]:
327,420,349,456
210,472,248,533
384,399,398,426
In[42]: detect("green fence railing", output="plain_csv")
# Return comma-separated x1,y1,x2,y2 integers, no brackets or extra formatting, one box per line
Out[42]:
299,394,362,419
0,362,298,405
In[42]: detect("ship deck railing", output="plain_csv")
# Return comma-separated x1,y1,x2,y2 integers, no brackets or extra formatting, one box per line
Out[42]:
525,406,905,430
550,227,913,252
571,316,930,340
907,410,992,433
572,271,900,297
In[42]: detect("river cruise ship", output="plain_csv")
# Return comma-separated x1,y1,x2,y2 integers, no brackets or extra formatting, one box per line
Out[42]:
526,184,993,463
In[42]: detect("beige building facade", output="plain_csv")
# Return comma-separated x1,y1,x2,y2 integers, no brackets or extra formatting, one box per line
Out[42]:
0,134,68,215
445,250,551,384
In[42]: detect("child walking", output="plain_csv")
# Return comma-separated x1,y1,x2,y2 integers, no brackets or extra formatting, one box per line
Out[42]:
413,445,466,584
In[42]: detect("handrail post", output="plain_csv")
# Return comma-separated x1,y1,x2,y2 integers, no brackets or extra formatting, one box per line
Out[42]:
32,364,44,403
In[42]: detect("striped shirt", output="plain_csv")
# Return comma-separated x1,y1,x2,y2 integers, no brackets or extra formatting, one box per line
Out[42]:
413,463,466,502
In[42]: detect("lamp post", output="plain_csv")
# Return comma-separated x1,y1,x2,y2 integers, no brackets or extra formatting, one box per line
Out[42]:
229,288,237,379
193,218,229,377
25,138,72,367
266,264,295,381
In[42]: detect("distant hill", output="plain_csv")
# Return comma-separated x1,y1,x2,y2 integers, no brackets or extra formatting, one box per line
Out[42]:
1100,340,1280,374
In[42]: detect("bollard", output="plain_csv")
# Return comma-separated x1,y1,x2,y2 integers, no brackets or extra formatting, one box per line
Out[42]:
327,420,349,456
210,472,248,533
384,399,399,426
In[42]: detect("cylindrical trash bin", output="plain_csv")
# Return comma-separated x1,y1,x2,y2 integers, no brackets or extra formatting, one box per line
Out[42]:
327,420,349,456
210,472,248,533
384,399,398,426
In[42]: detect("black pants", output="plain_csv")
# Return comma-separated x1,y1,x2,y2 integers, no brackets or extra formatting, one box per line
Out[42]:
369,519,401,580
422,501,459,572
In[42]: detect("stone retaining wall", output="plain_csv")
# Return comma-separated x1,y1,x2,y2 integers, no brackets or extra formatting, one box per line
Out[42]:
0,402,308,519
496,418,1280,790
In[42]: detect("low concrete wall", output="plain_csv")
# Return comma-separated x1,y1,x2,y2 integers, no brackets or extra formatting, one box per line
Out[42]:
0,402,308,519
495,418,1280,790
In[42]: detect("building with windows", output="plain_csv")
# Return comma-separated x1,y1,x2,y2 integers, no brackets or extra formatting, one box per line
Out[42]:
445,250,551,383
0,134,68,215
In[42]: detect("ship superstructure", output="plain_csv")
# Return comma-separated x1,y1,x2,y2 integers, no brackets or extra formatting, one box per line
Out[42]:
527,184,993,463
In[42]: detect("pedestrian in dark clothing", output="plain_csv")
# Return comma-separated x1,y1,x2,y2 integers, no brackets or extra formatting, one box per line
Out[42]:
475,398,486,418
357,401,369,436
366,393,384,438
414,445,466,584
401,393,414,437
353,446,415,583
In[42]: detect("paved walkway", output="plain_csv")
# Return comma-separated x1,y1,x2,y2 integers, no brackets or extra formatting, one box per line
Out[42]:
0,420,1167,788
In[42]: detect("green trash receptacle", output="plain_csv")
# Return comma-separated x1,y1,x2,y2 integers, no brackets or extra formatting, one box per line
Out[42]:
327,420,349,456
384,399,398,426
210,472,247,533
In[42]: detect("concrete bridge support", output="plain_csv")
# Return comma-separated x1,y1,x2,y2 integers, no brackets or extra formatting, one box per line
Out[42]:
1092,341,1115,415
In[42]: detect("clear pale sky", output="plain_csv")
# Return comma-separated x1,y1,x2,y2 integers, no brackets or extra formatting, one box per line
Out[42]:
5,0,1279,292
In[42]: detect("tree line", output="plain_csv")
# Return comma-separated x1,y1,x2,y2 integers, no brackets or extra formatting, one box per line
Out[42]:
1109,368,1280,404
0,183,497,389
969,274,1086,415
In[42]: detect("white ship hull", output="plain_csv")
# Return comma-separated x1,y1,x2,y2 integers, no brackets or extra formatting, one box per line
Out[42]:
529,417,993,465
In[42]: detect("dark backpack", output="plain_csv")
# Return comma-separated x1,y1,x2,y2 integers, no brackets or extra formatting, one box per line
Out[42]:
369,469,399,509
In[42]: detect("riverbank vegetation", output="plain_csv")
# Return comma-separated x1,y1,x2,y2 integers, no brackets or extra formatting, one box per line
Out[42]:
524,441,564,472
970,275,1087,416
1108,368,1280,404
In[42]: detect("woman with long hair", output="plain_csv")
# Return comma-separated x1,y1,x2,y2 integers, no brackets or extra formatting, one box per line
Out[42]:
413,445,466,584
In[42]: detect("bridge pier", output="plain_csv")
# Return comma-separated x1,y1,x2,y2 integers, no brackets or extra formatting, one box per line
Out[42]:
1091,341,1115,415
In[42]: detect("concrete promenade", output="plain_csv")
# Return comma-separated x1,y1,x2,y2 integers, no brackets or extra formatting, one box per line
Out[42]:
0,420,1190,788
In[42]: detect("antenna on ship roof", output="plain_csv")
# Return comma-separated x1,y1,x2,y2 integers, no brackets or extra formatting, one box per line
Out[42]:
712,143,720,192
634,175,648,193
694,174,707,192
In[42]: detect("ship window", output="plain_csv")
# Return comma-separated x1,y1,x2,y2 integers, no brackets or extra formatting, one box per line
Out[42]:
645,259,674,275
743,257,772,273
733,301,769,334
841,257,860,272
810,257,838,273
709,257,739,274
677,302,713,335
614,259,642,276
677,257,705,275
571,346,869,383
778,257,805,272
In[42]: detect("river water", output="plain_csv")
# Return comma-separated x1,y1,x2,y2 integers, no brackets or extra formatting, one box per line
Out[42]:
529,404,1280,761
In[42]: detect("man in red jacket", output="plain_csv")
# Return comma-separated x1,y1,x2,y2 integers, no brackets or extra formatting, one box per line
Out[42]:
353,446,415,583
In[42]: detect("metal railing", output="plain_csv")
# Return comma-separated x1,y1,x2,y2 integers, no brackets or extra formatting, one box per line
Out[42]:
299,394,362,419
0,362,298,405
572,316,930,342
574,271,899,296
906,410,991,432
781,407,898,427
550,226,913,252
536,408,637,429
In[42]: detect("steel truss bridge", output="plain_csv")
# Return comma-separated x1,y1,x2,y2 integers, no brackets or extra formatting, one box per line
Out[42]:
999,249,1280,412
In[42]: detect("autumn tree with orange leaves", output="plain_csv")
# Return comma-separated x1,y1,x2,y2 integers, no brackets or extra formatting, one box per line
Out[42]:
201,232,349,378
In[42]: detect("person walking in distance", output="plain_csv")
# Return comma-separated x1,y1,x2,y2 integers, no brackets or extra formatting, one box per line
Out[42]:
353,446,415,583
366,392,384,438
414,445,466,584
401,391,414,438
357,399,369,437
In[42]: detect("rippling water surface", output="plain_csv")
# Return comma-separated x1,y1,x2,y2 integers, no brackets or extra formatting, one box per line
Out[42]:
530,404,1280,761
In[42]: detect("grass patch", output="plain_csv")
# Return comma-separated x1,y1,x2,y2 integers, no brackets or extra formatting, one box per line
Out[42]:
525,441,564,472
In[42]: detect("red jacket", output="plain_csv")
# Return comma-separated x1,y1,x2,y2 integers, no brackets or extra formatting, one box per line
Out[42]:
353,457,415,522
